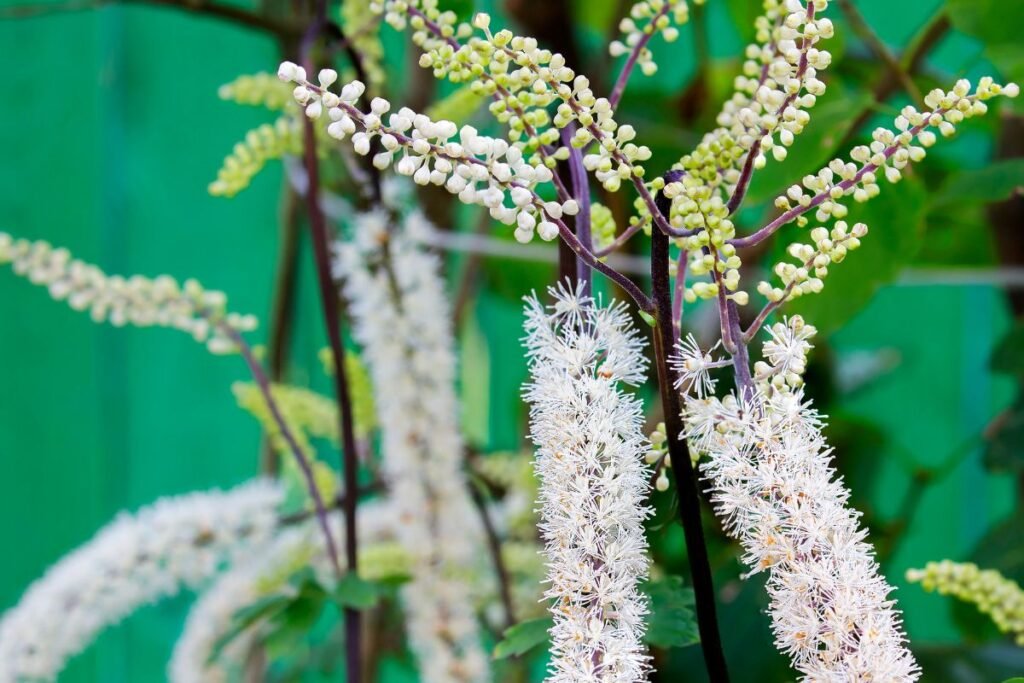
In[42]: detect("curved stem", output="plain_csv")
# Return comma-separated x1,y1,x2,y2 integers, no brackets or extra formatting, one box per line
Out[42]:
565,127,593,295
607,2,672,109
223,326,343,578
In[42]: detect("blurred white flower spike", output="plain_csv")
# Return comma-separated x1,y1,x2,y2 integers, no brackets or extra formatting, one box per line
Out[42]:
0,480,282,683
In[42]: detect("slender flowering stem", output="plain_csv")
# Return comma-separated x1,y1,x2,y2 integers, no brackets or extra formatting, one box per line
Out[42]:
672,248,687,336
608,1,673,109
221,325,342,578
302,113,363,683
729,107,954,249
594,220,645,257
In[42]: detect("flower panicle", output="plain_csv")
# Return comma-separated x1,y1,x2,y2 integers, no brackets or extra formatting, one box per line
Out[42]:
679,321,919,681
0,233,257,353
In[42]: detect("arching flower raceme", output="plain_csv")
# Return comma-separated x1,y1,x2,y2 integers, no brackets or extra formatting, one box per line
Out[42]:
335,210,489,683
0,480,283,683
523,283,653,682
170,501,399,683
681,321,919,681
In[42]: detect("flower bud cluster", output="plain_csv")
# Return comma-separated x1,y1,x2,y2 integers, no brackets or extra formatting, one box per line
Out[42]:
374,2,654,189
589,202,617,252
610,0,698,78
209,115,303,197
683,244,744,305
758,221,866,303
673,0,833,203
907,561,1024,646
278,63,584,244
218,71,296,110
343,0,387,89
0,234,257,353
753,315,816,392
772,78,1019,227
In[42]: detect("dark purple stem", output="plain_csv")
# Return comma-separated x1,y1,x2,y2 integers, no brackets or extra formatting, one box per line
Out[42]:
564,126,593,295
650,217,731,682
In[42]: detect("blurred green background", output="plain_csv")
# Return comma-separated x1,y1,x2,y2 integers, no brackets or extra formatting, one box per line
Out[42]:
1,0,1022,680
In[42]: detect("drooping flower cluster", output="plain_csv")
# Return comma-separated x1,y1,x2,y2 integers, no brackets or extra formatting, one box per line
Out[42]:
0,233,257,353
278,62,585,245
335,210,489,683
523,283,653,682
907,561,1024,646
678,320,919,681
609,0,696,79
0,480,283,683
170,500,400,682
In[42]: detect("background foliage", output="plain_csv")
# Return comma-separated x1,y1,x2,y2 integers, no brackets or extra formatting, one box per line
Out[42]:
0,0,1022,680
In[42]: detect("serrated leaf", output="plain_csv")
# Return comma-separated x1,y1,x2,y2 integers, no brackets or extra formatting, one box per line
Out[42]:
493,616,553,659
333,572,382,610
641,577,699,649
935,159,1024,206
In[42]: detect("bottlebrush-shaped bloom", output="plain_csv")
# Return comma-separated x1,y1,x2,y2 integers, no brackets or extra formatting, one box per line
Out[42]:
335,210,488,683
523,283,653,682
681,320,919,681
0,480,282,683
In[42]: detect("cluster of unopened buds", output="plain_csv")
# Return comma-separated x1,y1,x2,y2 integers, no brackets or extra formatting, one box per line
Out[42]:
278,62,585,245
0,234,256,353
672,0,833,201
759,221,866,303
375,1,659,188
610,0,697,77
775,78,1019,227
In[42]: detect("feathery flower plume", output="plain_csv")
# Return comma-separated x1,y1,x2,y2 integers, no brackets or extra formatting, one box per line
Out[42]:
523,283,653,682
682,320,919,681
335,210,488,683
0,480,283,683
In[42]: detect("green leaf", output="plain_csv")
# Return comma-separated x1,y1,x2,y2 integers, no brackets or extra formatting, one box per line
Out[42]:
992,320,1024,377
493,616,553,659
208,594,292,663
935,159,1024,206
983,394,1024,475
1002,678,1024,682
785,176,928,337
641,576,700,649
424,85,486,126
333,572,382,610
